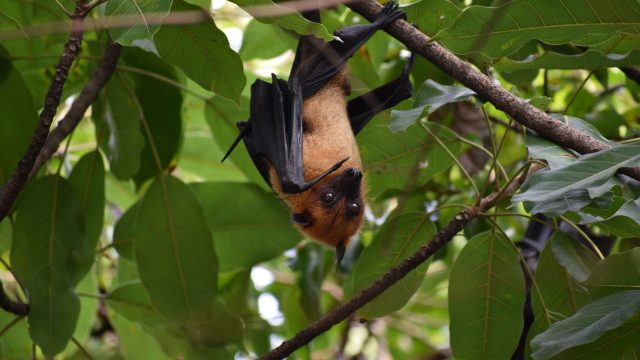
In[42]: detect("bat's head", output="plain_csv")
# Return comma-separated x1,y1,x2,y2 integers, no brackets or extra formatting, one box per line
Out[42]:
290,167,365,252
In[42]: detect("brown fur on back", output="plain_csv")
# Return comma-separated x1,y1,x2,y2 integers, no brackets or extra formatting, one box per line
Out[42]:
269,69,366,247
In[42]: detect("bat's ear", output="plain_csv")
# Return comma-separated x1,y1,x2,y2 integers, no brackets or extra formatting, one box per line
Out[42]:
291,213,312,227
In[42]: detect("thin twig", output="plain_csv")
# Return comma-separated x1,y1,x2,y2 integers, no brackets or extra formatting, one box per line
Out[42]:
0,315,25,337
562,71,593,114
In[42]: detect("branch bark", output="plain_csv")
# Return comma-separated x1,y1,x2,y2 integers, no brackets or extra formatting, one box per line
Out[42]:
347,0,640,181
0,1,89,222
31,40,122,176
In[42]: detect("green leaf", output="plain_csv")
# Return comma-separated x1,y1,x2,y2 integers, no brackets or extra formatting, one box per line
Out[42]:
190,182,300,272
550,232,599,282
240,19,297,60
205,96,266,187
531,290,640,360
449,231,525,360
404,0,462,36
0,312,31,359
585,248,640,300
93,72,146,180
109,311,171,360
107,281,167,328
388,80,475,133
105,0,172,46
528,233,592,355
526,134,575,169
121,48,183,188
155,0,246,103
513,143,640,215
553,316,640,359
10,176,84,357
68,151,105,281
63,272,98,357
113,201,141,261
297,242,330,321
351,212,435,319
360,121,464,199
496,49,640,71
228,0,334,41
436,0,640,58
134,175,218,330
0,53,37,185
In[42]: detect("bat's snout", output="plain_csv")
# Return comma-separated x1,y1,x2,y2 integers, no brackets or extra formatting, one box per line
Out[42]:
337,167,363,197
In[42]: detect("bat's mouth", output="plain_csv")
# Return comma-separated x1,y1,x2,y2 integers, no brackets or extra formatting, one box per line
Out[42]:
336,168,362,198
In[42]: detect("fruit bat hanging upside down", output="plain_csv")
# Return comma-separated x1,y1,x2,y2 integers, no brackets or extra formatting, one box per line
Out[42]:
223,1,415,262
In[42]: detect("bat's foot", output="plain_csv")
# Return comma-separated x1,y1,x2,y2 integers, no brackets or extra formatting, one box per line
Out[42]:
401,52,416,78
375,0,406,28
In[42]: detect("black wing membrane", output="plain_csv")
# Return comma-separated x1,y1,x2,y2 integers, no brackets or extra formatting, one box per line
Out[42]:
229,76,347,194
291,1,407,99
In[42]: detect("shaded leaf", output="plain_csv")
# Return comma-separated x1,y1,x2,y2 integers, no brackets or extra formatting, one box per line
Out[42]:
526,134,575,169
550,232,599,282
106,0,172,46
404,0,462,36
352,212,435,319
92,72,145,180
513,143,640,215
240,19,297,60
436,0,640,58
449,231,525,360
0,53,37,185
585,248,640,300
68,151,105,281
0,311,31,359
10,176,84,357
361,121,464,199
496,49,640,71
134,175,218,330
389,80,475,133
298,242,330,321
113,201,141,261
156,0,245,102
190,182,300,272
531,290,640,360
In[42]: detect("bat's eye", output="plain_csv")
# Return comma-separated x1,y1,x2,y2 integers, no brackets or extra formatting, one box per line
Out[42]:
321,191,336,204
346,202,359,216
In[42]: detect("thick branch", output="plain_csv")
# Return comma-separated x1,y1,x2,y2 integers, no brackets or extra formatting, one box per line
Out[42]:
31,40,122,176
347,0,640,181
620,66,640,86
0,1,89,222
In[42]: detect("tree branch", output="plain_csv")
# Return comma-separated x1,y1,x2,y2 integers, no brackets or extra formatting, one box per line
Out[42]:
620,66,640,86
259,163,537,360
346,0,640,181
0,2,90,222
31,40,122,176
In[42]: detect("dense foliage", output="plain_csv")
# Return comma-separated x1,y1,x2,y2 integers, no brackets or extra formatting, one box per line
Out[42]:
1,0,640,359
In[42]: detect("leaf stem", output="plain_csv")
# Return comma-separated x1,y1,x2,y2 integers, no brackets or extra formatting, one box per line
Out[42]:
562,71,593,114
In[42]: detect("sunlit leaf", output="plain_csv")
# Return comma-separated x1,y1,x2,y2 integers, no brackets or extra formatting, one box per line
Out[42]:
156,0,245,103
404,0,462,36
106,0,172,46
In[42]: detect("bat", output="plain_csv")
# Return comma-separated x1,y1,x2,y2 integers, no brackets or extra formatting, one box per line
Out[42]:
223,1,415,262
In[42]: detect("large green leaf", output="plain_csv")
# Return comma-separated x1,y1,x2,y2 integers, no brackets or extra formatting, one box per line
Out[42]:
205,96,266,187
531,290,640,360
68,151,105,282
155,0,245,103
134,175,218,331
106,0,172,46
585,248,640,300
527,233,592,356
0,312,30,360
513,143,640,215
10,176,84,357
388,80,475,133
526,134,575,170
240,19,297,60
449,231,525,360
404,0,462,36
496,49,640,71
436,0,640,58
550,232,599,283
0,53,37,185
190,182,300,272
113,201,140,260
360,121,464,199
121,48,183,187
228,0,334,41
351,212,435,319
93,71,146,180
